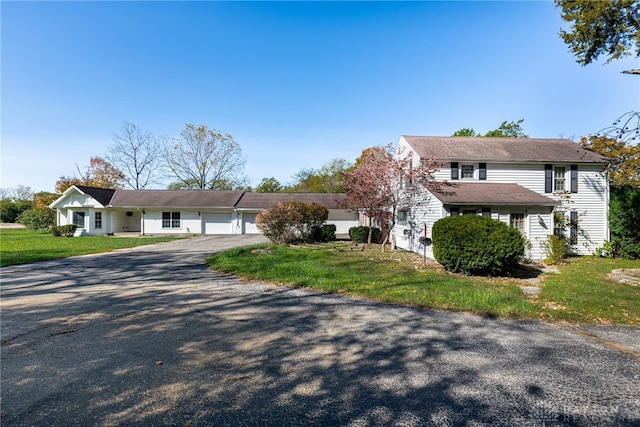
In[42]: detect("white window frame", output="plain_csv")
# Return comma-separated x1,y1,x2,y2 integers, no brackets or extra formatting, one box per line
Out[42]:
461,164,475,179
510,212,526,236
94,212,102,229
162,212,181,229
554,167,566,192
72,211,86,228
397,208,408,226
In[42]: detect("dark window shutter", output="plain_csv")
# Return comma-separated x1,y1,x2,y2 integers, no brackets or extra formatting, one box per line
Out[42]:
570,211,578,245
570,165,578,193
479,163,486,180
544,164,553,193
450,207,459,216
451,162,459,180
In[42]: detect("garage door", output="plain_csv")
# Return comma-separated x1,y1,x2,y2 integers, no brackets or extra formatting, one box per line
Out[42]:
242,213,260,234
203,212,232,234
328,210,359,234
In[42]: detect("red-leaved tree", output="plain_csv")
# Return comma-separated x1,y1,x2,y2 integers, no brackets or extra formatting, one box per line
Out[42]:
339,144,445,248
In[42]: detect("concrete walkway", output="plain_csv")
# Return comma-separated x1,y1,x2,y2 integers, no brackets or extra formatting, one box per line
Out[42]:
1,235,639,426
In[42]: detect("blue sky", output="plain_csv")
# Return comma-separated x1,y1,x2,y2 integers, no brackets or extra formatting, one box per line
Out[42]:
2,1,639,192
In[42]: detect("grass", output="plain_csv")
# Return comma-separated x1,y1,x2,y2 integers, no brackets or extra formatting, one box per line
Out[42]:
0,228,181,267
207,241,640,325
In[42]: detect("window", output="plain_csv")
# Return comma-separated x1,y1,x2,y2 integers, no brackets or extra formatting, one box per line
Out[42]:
569,211,578,245
510,213,525,236
72,211,85,228
162,212,181,228
554,167,566,192
462,209,477,215
94,212,102,229
553,211,565,237
461,164,474,179
397,209,408,225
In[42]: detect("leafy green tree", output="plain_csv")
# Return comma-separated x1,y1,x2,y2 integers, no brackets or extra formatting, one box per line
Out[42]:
0,199,32,223
451,128,478,137
17,208,56,230
483,119,529,138
255,177,283,193
286,158,351,193
452,119,529,138
555,0,640,65
609,186,640,259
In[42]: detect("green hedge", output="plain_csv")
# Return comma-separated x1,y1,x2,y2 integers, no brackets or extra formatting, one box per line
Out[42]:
432,215,525,276
312,224,336,242
349,226,382,244
51,224,77,237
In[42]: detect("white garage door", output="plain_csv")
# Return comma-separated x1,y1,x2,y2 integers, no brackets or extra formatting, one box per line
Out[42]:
242,213,260,234
328,210,359,234
203,212,232,234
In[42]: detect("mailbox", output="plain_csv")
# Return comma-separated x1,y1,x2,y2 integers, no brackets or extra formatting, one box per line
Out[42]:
418,236,432,246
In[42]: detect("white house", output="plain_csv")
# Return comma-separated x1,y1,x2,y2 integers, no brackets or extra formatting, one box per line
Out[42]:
49,186,358,236
391,136,610,261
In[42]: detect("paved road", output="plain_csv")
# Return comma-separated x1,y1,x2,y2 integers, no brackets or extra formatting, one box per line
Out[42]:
1,235,639,426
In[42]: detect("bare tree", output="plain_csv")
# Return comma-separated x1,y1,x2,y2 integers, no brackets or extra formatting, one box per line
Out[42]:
107,122,163,189
163,124,247,190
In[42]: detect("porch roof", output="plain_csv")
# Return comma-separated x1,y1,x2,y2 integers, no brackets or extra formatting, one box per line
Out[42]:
431,182,558,206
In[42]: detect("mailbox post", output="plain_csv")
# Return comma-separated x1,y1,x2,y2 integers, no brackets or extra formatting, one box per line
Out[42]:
418,223,432,264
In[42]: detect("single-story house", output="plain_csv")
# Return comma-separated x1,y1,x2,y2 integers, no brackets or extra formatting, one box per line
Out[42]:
49,185,358,236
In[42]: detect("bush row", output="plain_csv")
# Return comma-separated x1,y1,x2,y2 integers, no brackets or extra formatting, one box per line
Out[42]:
348,226,382,244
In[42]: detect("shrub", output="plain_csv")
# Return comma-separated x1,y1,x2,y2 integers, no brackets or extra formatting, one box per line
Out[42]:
0,199,32,223
432,215,525,276
51,224,77,237
609,186,640,260
16,208,56,230
312,224,337,243
349,226,382,244
256,200,329,244
542,234,569,265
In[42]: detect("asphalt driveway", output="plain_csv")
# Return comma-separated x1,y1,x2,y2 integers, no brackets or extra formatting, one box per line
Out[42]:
1,235,639,426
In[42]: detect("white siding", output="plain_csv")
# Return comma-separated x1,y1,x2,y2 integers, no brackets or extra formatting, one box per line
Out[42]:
142,210,201,234
392,189,443,259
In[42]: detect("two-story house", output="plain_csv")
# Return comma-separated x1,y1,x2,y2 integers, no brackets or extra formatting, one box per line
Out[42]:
391,136,609,261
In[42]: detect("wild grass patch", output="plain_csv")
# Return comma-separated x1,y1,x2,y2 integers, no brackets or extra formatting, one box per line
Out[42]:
207,242,640,324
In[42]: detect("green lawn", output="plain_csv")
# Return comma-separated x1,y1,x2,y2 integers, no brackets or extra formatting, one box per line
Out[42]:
207,242,640,325
0,228,181,267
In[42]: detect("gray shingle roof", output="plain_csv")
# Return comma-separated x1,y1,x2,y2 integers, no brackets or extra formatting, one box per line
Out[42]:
432,182,557,206
402,136,608,163
236,192,347,209
108,190,245,208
